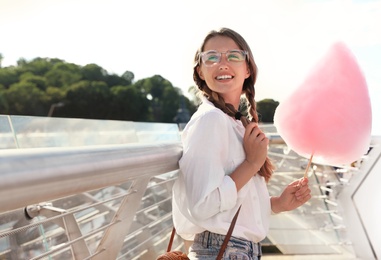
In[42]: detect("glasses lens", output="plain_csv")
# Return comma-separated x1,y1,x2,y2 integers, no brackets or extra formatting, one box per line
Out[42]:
200,50,247,66
201,51,221,66
227,50,246,62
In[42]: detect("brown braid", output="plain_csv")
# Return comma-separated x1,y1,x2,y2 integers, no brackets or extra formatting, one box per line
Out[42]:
243,88,274,182
193,27,274,182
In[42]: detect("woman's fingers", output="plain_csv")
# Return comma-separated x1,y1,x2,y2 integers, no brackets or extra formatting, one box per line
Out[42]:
296,187,311,201
243,123,269,170
245,123,265,140
244,123,257,139
295,178,311,201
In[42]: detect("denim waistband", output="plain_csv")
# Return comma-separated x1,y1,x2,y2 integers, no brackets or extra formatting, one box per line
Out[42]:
194,230,262,257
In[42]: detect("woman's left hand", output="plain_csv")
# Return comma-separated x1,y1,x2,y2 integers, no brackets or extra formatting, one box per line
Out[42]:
271,177,311,213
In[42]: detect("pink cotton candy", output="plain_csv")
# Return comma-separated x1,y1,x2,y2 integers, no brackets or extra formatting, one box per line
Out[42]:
273,42,372,165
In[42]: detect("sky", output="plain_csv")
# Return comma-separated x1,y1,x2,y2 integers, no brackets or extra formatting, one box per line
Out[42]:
1,0,380,135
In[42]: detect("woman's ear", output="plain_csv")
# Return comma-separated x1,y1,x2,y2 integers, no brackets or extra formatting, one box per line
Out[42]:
197,67,205,80
245,67,250,79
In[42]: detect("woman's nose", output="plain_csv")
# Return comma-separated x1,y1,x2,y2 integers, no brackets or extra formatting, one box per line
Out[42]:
218,54,229,68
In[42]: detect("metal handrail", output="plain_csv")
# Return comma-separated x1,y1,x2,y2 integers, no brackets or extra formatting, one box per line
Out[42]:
0,142,182,213
0,114,379,259
0,141,183,259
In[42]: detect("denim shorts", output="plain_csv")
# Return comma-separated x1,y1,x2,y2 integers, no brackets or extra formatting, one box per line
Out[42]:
188,231,262,260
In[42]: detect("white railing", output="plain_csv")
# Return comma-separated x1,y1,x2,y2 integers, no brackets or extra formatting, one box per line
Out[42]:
0,115,185,259
0,142,183,259
0,142,182,213
0,115,379,259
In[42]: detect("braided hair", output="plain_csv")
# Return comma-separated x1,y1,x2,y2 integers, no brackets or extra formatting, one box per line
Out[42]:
193,28,273,182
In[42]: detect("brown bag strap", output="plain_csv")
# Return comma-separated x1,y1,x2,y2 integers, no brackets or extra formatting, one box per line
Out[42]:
216,206,241,259
167,227,177,252
167,206,242,258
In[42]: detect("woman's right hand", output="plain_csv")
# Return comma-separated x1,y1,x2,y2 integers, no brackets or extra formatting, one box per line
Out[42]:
243,123,269,172
230,123,269,190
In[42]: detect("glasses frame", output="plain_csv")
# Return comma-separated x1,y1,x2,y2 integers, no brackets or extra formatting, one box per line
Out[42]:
199,49,249,67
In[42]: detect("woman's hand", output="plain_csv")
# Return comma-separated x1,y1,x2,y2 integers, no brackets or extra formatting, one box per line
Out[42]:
230,123,269,191
243,123,269,172
271,177,312,213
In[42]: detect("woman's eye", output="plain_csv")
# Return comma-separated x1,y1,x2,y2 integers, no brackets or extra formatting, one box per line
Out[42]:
207,55,219,62
228,51,244,61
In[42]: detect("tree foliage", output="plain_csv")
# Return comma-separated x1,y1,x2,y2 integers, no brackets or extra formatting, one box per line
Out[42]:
0,56,197,123
256,99,279,123
0,55,278,123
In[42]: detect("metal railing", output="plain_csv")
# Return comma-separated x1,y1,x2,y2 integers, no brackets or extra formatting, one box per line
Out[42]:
0,115,185,259
0,142,183,259
0,115,379,259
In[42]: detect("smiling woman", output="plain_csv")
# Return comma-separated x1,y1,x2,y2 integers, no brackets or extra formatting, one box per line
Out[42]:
171,27,312,260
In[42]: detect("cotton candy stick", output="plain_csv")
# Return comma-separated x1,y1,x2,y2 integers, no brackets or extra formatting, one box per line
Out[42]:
304,153,314,179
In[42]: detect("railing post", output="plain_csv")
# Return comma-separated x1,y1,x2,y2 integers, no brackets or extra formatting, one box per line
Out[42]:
92,177,152,259
25,203,92,259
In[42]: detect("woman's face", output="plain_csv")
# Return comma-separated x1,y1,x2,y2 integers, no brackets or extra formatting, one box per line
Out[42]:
197,35,250,108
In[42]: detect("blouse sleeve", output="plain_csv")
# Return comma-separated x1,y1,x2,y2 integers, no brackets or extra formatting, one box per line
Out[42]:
179,110,238,221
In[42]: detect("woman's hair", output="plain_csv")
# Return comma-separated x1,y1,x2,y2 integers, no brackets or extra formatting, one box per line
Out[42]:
193,27,273,182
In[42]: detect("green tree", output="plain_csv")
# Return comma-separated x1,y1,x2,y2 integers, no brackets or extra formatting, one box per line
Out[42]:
17,57,62,76
108,85,149,121
187,85,202,106
0,67,19,88
0,86,8,113
81,64,107,82
104,74,126,87
17,58,27,67
135,75,172,100
121,71,134,85
134,75,182,122
20,73,47,91
45,86,66,106
64,80,111,119
0,55,199,122
5,81,47,115
256,99,279,123
161,86,181,123
45,62,82,88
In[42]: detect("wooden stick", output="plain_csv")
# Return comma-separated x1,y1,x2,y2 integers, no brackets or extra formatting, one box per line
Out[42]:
304,153,314,178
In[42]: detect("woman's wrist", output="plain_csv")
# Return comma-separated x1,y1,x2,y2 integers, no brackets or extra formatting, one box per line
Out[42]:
244,159,260,175
270,196,284,214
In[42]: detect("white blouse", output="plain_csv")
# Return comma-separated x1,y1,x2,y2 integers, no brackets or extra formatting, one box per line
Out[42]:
172,98,271,243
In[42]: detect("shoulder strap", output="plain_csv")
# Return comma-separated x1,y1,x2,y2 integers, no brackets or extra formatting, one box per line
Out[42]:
167,206,242,258
216,206,241,260
167,227,177,252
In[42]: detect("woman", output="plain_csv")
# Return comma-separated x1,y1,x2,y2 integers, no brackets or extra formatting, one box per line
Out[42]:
172,27,311,259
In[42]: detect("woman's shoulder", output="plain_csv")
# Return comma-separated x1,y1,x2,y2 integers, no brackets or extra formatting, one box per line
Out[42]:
180,101,233,148
189,101,229,125
181,101,233,141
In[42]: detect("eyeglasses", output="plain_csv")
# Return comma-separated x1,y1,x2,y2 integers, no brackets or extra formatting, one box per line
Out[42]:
199,49,248,67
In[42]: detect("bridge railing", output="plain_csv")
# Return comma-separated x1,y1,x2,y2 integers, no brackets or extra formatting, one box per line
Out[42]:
0,142,183,259
0,115,184,259
0,115,378,259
